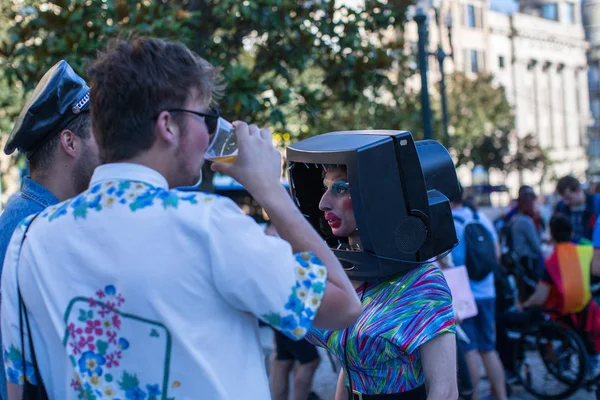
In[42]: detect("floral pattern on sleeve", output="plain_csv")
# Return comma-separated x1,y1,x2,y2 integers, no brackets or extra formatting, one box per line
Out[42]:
261,252,327,340
4,345,36,385
64,285,176,400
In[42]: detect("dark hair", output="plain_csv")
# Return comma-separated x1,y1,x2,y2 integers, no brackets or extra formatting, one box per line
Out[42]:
556,176,581,195
87,37,223,163
550,213,572,243
518,185,536,199
29,113,92,172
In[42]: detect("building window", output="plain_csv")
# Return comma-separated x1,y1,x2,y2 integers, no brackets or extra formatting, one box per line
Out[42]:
467,4,477,28
471,50,479,73
565,2,576,24
541,3,558,21
499,56,505,69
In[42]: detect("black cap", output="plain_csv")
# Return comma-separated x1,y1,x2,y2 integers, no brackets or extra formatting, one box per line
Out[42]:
4,60,90,157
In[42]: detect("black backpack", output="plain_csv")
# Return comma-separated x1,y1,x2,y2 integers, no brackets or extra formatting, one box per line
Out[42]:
454,211,499,281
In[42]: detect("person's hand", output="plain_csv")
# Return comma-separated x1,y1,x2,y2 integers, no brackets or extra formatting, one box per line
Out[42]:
210,122,282,196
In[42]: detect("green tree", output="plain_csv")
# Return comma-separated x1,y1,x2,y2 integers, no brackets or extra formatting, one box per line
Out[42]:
0,0,416,192
439,73,514,171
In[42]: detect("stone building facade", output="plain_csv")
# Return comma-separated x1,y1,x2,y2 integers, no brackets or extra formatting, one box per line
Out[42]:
407,0,592,200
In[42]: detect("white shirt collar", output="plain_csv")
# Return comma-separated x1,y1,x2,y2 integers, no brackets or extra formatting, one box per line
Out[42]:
89,163,169,189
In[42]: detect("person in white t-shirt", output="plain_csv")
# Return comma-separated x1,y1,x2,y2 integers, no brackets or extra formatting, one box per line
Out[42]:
1,37,361,400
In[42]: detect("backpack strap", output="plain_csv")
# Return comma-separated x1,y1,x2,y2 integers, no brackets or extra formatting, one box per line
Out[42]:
453,215,466,225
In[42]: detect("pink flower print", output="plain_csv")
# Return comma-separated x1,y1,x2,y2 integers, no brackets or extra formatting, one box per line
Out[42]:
78,335,95,352
106,301,116,311
112,315,121,330
70,378,81,391
116,294,125,306
96,289,106,299
88,297,97,308
106,352,120,368
69,340,83,355
106,331,117,344
98,305,112,318
85,320,103,336
67,323,83,339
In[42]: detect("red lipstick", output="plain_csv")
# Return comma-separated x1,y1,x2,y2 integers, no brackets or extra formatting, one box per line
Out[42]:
324,212,342,229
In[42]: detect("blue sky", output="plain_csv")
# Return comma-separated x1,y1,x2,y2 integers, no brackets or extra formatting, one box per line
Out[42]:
490,0,519,14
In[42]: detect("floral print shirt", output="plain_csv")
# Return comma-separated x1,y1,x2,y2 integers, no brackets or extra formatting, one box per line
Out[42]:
1,163,327,400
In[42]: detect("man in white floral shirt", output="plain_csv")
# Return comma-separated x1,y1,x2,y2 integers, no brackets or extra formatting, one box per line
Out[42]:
1,37,361,400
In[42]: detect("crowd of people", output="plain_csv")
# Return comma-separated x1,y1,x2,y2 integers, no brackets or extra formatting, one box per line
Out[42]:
443,175,600,400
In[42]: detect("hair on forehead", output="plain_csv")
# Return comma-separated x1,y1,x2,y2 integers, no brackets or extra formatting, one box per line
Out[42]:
321,164,347,179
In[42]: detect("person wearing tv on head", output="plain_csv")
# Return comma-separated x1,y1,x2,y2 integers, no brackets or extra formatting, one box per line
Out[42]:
303,164,458,400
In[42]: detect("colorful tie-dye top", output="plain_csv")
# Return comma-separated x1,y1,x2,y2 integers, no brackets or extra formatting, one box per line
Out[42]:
306,263,455,394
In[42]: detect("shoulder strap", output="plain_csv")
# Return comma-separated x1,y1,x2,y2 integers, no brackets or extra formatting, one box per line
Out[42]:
453,215,466,224
14,213,45,395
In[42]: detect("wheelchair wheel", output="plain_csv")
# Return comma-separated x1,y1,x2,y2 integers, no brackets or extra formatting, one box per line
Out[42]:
515,322,587,399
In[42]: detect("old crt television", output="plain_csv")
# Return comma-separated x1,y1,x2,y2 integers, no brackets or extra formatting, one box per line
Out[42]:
286,130,460,281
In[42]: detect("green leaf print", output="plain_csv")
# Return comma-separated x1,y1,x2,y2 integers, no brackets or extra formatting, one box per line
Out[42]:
261,312,281,326
118,371,140,391
78,309,88,322
73,203,88,219
118,181,131,191
96,340,108,355
8,345,21,362
312,281,325,294
69,355,76,367
83,386,97,400
105,374,113,383
87,310,94,319
162,194,179,209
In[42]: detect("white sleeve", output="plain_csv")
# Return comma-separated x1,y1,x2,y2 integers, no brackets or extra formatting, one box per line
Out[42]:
1,221,37,386
207,197,327,340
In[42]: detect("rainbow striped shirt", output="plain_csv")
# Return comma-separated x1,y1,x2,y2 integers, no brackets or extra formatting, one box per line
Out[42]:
306,264,455,394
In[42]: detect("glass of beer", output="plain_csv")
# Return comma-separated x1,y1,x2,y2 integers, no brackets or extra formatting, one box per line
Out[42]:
204,118,238,163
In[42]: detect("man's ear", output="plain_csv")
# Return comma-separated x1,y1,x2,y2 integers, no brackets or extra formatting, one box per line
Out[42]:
155,111,177,146
58,129,78,159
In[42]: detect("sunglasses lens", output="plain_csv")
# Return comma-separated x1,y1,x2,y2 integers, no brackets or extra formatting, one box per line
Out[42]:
205,116,218,135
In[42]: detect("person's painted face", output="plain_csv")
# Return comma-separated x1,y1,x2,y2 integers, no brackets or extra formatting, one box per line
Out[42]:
561,188,586,208
319,167,357,237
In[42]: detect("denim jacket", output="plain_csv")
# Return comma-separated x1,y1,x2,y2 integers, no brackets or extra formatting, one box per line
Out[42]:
0,177,58,400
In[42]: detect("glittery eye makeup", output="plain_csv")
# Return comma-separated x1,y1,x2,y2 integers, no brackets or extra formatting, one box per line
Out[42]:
324,179,349,196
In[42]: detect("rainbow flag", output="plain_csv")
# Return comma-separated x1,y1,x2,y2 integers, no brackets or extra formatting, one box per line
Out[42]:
545,243,593,315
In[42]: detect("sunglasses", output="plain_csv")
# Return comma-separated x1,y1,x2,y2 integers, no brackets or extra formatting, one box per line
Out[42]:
165,108,221,134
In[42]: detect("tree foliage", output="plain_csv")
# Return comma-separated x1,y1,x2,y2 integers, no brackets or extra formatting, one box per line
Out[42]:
0,0,414,136
0,0,418,191
439,72,547,175
441,73,513,171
